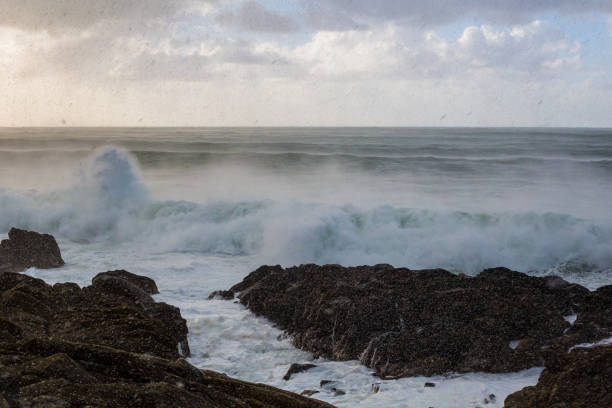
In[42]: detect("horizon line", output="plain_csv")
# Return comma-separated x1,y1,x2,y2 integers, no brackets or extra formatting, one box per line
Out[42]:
2,125,612,130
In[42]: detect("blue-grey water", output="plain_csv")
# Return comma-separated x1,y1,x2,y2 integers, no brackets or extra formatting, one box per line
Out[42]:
1,127,611,278
1,127,611,407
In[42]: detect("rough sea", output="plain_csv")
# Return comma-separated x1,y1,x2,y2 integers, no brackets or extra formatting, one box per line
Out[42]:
2,127,611,407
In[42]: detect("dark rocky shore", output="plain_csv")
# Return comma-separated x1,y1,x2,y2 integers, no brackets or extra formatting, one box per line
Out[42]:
3,228,611,407
0,229,333,408
505,343,612,407
0,228,64,273
223,263,612,406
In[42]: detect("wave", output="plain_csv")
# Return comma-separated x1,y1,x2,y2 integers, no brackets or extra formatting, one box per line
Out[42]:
2,146,612,163
1,146,611,275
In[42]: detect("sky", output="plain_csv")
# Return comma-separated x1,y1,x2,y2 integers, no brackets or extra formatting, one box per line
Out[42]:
1,0,611,127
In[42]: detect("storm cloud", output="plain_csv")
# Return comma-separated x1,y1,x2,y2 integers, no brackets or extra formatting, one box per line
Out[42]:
1,0,611,126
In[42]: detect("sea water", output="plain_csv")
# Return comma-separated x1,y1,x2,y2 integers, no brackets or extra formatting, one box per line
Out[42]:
2,127,611,407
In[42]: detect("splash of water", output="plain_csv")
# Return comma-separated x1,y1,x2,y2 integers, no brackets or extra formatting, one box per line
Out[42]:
0,145,611,278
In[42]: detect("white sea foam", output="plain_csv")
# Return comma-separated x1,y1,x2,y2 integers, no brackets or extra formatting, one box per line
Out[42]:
2,146,611,280
5,132,612,407
26,241,543,408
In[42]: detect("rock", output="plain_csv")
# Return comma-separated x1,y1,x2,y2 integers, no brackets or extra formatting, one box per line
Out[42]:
208,290,235,300
301,390,320,397
92,270,159,294
0,228,64,273
424,382,436,387
0,271,186,360
0,338,335,408
227,264,607,378
504,344,612,408
319,380,345,396
283,363,317,380
0,271,334,408
571,285,612,331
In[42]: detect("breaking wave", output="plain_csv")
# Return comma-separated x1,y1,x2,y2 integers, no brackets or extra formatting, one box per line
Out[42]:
1,146,611,276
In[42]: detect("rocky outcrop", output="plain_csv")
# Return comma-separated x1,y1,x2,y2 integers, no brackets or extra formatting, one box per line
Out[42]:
504,344,612,408
0,228,64,273
224,264,609,378
1,265,332,406
92,269,159,295
0,337,335,408
0,271,188,360
283,363,317,380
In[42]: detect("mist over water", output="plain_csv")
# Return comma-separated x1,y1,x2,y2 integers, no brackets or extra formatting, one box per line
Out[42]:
1,127,611,282
4,127,611,407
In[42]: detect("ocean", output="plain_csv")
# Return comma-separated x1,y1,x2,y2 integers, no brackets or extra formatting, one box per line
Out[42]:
1,127,611,407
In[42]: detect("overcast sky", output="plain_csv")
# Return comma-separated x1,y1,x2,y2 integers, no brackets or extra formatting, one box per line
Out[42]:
1,0,611,126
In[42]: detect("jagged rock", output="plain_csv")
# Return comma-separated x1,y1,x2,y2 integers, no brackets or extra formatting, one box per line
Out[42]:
0,338,334,408
0,271,187,360
0,228,64,273
0,270,333,408
319,380,345,396
571,285,612,331
504,344,612,408
208,290,235,300
227,264,607,378
283,363,317,380
92,270,159,295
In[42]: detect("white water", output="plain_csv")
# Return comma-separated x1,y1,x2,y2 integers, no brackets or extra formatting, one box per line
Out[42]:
24,241,543,408
4,128,612,407
2,145,611,280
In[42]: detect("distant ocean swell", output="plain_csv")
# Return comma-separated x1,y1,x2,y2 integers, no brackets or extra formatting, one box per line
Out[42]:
1,146,610,277
2,148,612,168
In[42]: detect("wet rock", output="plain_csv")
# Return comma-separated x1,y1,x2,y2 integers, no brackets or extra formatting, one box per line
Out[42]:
92,270,159,294
302,390,320,397
208,290,235,300
0,270,334,408
505,344,612,408
0,338,334,408
571,285,612,331
483,393,496,404
424,382,436,387
0,271,185,360
227,264,606,378
283,363,317,380
319,380,345,396
0,228,64,273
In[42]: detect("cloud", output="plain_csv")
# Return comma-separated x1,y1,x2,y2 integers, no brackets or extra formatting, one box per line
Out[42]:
0,0,219,32
1,0,611,127
1,0,292,82
112,37,290,81
5,14,584,87
289,21,581,81
301,0,612,30
12,27,291,83
216,0,297,32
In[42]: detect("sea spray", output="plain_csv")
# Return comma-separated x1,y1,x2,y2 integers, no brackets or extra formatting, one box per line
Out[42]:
7,127,611,408
1,145,611,278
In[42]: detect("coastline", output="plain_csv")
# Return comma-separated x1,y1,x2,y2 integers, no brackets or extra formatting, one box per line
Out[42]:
2,228,609,407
